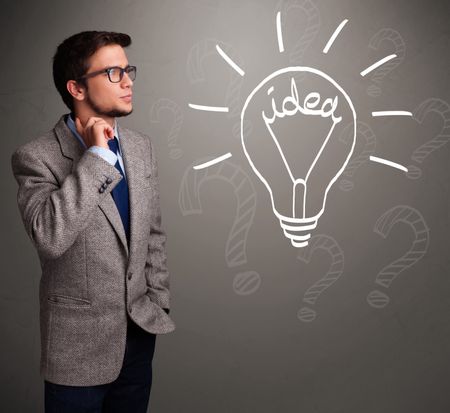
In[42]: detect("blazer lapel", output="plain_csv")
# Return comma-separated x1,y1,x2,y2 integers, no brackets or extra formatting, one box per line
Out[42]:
54,115,147,259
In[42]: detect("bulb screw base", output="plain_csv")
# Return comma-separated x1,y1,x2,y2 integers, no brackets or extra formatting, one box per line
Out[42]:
278,216,318,248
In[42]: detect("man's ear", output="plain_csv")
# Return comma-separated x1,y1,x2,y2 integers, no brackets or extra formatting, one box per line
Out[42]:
67,80,86,102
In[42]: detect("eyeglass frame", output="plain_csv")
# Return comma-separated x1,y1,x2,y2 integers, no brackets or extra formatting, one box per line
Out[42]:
76,65,137,83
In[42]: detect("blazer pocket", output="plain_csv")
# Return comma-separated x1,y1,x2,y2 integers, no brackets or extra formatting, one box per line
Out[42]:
47,294,91,308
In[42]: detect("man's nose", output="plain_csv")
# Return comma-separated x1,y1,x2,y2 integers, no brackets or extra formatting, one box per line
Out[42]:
121,72,133,87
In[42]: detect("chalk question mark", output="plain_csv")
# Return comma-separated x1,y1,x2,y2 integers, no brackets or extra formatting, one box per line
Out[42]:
296,234,345,322
187,38,244,119
275,0,321,65
179,158,261,295
406,98,450,180
149,98,184,160
338,121,377,191
367,205,430,309
366,28,405,97
186,39,258,293
187,38,248,140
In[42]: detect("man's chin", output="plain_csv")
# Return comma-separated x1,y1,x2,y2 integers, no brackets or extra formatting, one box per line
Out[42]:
105,107,133,118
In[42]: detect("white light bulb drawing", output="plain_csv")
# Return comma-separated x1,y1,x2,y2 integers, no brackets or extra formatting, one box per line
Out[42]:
241,67,355,247
188,12,412,248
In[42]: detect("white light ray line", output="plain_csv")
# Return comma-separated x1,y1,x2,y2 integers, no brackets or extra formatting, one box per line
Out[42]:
370,156,408,172
322,19,348,54
276,11,284,53
188,103,229,112
372,111,413,117
193,153,232,170
360,54,397,77
215,45,245,77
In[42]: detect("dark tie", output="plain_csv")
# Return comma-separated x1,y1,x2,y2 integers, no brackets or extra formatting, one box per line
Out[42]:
108,137,130,246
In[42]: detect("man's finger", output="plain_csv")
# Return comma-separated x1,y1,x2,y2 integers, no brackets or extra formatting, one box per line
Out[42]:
85,117,100,128
104,126,114,139
108,126,114,138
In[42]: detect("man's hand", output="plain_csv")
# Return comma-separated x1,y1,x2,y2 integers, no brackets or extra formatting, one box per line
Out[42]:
75,116,114,150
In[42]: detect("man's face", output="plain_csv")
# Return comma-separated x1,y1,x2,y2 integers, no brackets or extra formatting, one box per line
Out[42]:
81,44,133,118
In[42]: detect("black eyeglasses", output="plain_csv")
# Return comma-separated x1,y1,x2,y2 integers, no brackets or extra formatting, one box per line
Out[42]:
77,65,137,83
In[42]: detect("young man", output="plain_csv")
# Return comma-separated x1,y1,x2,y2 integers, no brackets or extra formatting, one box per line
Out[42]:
11,31,175,412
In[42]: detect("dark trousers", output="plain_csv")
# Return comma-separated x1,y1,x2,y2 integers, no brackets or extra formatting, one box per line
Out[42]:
44,319,157,413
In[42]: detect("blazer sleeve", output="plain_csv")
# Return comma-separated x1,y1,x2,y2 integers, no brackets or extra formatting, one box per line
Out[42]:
11,145,122,260
144,136,171,310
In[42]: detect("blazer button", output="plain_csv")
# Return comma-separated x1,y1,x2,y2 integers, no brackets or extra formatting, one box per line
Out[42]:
127,272,133,280
106,177,113,184
101,182,108,189
99,187,105,193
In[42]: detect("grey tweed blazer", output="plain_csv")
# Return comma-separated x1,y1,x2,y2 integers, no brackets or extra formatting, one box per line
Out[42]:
11,114,175,386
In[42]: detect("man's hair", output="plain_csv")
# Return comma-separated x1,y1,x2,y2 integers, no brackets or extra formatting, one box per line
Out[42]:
53,31,131,112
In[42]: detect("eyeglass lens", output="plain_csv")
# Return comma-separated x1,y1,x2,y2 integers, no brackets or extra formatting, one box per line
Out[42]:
109,66,136,82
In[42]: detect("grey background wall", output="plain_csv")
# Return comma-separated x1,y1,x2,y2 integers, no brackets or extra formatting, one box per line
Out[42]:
1,0,450,412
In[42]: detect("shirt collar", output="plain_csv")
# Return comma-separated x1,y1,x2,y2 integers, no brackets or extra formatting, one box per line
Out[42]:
65,112,120,150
